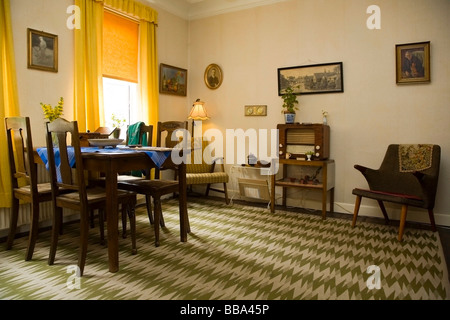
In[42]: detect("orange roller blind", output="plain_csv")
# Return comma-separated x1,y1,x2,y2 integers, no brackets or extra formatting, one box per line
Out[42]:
103,10,139,83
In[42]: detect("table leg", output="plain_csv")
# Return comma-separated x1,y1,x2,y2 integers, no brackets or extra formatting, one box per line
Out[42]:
178,162,187,242
105,162,119,273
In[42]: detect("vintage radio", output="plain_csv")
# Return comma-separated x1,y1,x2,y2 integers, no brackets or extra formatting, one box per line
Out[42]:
277,123,330,160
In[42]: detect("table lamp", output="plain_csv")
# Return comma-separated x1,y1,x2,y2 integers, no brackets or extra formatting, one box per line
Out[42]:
188,99,209,137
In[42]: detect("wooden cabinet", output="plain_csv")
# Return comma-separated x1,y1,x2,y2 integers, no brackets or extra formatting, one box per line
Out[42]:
270,159,335,219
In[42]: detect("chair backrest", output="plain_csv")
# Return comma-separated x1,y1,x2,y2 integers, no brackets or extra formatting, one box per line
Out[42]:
156,121,188,148
5,117,38,193
125,123,153,146
186,139,214,174
372,144,440,208
45,118,87,200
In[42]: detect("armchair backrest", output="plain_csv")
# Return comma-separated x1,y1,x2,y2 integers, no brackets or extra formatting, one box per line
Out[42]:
370,144,440,208
186,139,214,174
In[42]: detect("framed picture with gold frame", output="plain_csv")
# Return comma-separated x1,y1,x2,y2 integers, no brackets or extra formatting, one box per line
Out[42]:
396,41,430,84
204,63,223,89
159,63,188,96
27,28,58,72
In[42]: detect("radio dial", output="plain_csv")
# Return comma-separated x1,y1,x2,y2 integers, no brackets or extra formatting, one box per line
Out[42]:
279,151,283,155
279,144,283,148
315,152,320,157
316,145,320,150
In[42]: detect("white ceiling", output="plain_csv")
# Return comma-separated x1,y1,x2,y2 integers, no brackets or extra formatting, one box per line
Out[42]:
145,0,289,20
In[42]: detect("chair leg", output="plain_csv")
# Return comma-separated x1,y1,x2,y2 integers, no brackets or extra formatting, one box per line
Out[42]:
223,183,229,205
121,206,127,239
351,195,362,228
25,200,40,261
153,197,161,247
146,195,154,225
160,209,165,228
398,205,408,242
99,209,105,246
127,203,137,255
78,210,90,277
205,183,211,196
377,200,390,224
48,206,63,265
428,209,437,232
6,197,19,250
90,210,95,228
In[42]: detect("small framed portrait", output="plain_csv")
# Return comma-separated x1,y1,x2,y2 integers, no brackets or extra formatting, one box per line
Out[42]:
396,41,430,84
204,64,223,89
159,63,188,96
27,28,58,72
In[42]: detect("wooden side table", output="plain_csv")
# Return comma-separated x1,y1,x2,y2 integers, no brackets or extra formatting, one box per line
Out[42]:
270,159,335,219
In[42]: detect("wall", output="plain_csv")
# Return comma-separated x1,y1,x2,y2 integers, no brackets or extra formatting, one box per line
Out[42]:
10,0,75,147
188,0,450,225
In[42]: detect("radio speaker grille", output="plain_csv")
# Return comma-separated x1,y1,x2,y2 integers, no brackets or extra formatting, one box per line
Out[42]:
286,129,315,144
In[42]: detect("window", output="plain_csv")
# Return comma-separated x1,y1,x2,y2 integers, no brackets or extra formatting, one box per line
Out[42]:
103,77,137,138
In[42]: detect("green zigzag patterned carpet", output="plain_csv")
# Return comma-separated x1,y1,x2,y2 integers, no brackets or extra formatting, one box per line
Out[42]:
0,198,449,300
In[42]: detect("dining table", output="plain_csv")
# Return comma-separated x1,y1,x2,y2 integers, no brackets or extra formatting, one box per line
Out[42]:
35,145,188,273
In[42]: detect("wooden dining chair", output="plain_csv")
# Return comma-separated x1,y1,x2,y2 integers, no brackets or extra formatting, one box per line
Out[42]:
45,118,138,276
118,120,190,247
5,117,53,261
90,123,154,237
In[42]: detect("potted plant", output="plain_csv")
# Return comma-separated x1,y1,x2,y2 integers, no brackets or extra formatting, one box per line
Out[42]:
305,150,314,161
281,86,299,124
111,114,125,138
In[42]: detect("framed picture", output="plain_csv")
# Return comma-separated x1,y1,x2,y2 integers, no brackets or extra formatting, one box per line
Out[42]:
27,28,58,72
159,63,187,96
278,62,343,95
204,64,223,89
396,41,430,84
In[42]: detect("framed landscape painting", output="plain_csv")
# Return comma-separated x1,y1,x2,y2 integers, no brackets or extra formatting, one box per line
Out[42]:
159,63,187,96
278,62,343,95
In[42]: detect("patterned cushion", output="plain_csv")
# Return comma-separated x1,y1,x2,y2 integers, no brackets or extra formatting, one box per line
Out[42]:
186,172,229,185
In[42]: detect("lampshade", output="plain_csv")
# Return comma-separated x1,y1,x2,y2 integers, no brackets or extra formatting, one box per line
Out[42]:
188,99,210,120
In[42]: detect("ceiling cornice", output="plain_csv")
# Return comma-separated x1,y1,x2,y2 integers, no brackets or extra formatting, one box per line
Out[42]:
146,0,290,21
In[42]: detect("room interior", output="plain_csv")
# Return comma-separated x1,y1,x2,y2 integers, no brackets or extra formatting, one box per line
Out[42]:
0,0,449,300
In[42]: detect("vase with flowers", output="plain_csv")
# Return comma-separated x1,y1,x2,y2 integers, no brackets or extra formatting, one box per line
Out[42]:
41,97,64,145
41,97,64,122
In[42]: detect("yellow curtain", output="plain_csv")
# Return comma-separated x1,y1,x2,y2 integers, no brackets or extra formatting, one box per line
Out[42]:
74,0,104,132
0,0,20,207
138,20,159,146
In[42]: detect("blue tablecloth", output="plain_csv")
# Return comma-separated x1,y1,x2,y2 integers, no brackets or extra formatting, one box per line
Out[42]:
37,146,172,182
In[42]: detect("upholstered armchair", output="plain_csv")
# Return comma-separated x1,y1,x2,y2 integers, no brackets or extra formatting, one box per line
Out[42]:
351,144,441,241
186,139,229,204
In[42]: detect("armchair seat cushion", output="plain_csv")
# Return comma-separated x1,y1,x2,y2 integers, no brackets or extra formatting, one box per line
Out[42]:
186,172,229,185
